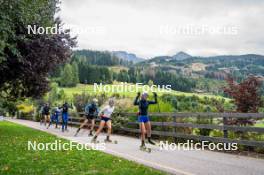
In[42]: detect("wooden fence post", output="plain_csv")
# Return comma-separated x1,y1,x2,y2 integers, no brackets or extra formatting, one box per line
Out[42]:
162,116,165,132
173,114,177,143
223,114,228,138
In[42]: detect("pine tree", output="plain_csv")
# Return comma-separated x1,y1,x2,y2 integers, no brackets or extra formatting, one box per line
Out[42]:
60,64,74,87
72,62,79,86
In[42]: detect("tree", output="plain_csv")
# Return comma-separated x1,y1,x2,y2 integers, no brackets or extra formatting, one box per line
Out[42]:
60,64,74,87
0,0,76,100
148,79,154,86
118,70,129,82
58,89,66,101
48,83,59,104
72,62,79,85
224,76,263,113
0,99,17,116
128,67,136,83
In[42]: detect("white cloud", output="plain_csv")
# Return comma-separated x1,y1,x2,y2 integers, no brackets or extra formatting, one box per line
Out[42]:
58,0,264,58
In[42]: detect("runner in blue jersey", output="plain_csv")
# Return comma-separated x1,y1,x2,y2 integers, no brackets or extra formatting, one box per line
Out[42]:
74,98,99,136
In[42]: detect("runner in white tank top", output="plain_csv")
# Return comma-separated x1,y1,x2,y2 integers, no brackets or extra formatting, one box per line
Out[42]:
100,105,115,118
92,98,115,143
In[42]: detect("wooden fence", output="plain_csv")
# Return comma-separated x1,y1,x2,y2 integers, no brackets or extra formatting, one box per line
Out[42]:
70,112,264,148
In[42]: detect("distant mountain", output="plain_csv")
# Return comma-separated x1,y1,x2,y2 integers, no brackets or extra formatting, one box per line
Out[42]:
172,51,192,60
112,51,144,63
141,51,192,64
143,52,264,66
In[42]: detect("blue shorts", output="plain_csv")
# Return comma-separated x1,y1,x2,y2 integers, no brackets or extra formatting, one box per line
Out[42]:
101,116,111,122
138,115,150,123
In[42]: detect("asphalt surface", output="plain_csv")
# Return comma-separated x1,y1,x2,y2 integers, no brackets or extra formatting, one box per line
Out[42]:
5,118,264,175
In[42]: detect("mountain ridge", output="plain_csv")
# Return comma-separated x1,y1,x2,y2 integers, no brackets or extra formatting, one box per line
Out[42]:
172,51,192,60
112,51,144,63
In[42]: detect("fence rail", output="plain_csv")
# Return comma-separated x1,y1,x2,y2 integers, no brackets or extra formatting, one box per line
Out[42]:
127,122,264,133
121,112,264,148
121,128,264,148
74,112,264,148
122,112,264,119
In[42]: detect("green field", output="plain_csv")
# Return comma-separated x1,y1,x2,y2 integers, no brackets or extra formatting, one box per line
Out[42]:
60,83,227,100
0,121,165,175
255,122,264,128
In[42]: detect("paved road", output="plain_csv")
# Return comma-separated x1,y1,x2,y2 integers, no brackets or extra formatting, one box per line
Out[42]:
5,118,264,175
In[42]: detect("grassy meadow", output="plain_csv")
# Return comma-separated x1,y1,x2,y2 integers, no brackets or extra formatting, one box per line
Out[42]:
0,121,165,175
59,83,228,99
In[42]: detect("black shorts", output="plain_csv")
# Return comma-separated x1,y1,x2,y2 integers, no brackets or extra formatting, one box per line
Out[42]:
86,114,96,120
101,116,111,122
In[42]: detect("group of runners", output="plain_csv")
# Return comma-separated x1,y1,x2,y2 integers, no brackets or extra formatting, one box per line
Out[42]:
40,91,158,150
40,102,71,132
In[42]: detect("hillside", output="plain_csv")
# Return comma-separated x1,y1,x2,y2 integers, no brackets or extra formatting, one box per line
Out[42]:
66,49,264,96
73,50,264,82
139,52,264,81
73,50,144,66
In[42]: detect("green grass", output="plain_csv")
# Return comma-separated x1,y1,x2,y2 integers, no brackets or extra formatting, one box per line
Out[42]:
109,66,129,73
0,121,165,175
255,122,264,128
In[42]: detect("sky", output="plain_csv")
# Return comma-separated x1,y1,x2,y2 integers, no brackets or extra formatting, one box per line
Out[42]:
58,0,264,58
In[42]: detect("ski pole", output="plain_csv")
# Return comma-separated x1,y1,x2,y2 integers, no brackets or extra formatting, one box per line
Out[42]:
157,101,161,113
71,100,74,129
154,92,160,112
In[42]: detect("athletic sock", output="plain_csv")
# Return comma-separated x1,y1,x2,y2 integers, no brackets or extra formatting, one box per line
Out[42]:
141,140,145,146
76,128,80,133
147,137,155,144
148,137,151,141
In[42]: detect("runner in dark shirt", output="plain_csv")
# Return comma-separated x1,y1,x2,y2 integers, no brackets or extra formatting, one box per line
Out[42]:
60,102,72,132
134,92,157,148
43,103,50,126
